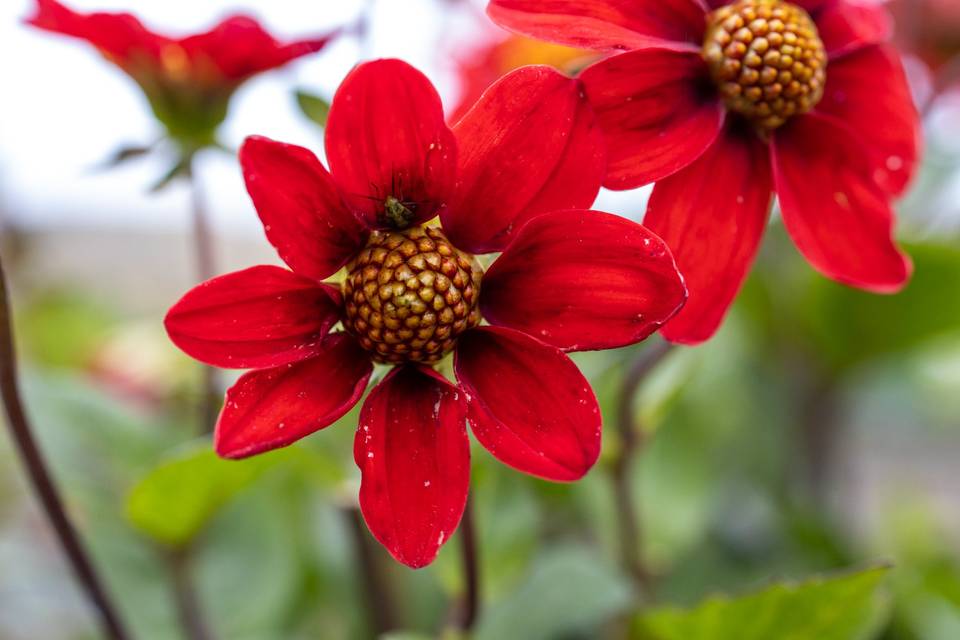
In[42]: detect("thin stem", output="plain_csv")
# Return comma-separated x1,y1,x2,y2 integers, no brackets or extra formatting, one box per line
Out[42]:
458,494,480,632
612,340,674,596
168,547,215,640
185,158,219,434
0,254,131,640
356,0,376,60
344,506,397,636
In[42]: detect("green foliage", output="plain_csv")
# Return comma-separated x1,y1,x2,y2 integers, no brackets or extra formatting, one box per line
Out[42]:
125,444,284,547
474,547,635,640
801,243,960,371
16,290,116,368
634,567,891,640
295,89,331,128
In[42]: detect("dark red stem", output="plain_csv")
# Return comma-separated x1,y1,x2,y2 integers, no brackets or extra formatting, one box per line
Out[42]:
168,547,215,640
345,506,397,636
458,494,480,631
0,254,131,640
612,340,674,595
186,159,219,434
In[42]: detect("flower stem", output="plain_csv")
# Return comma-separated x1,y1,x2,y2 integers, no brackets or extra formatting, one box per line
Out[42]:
458,494,480,631
185,158,219,434
612,339,674,596
168,547,215,640
344,506,397,635
0,254,131,640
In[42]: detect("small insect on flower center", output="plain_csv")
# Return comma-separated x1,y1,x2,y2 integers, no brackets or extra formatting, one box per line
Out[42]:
703,0,827,132
342,226,483,364
383,195,416,229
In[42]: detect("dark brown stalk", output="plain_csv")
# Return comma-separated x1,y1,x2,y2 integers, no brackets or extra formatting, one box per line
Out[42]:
457,494,480,631
612,340,674,596
168,547,215,640
0,255,131,639
344,506,397,636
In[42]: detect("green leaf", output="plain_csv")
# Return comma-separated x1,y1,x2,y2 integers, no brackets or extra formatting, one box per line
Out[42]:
149,156,191,192
475,546,635,640
16,290,116,369
633,566,891,640
125,443,285,547
94,143,156,170
296,90,331,128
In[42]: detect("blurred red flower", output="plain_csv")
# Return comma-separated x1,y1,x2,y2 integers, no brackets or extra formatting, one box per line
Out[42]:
450,29,595,123
489,0,921,343
888,0,960,90
26,0,336,146
165,59,686,568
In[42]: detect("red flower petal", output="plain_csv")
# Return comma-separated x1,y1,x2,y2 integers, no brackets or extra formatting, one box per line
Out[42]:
816,0,891,58
240,136,367,282
486,0,707,51
26,0,166,63
772,113,912,292
455,327,600,482
178,15,335,81
646,126,773,344
797,0,834,10
215,333,372,459
481,210,686,351
325,59,457,229
444,66,605,253
816,45,920,196
580,49,725,190
355,366,469,569
165,265,342,369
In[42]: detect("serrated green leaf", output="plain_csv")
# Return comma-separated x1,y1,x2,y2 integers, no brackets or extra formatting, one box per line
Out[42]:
633,566,891,640
125,443,285,547
296,90,331,128
475,547,635,640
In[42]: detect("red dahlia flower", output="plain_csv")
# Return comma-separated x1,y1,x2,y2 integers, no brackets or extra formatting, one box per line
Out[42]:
489,0,921,343
165,58,686,568
26,0,336,146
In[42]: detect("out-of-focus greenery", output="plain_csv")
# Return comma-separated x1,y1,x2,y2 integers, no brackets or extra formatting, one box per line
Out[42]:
1,136,959,639
634,566,890,640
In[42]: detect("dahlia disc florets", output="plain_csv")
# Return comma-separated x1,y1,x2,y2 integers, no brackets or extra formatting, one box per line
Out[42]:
343,225,482,364
703,0,827,131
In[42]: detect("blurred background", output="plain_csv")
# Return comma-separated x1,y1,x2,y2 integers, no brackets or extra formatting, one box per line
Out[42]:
1,0,959,638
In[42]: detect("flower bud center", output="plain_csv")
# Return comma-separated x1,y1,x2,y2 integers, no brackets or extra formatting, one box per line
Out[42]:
703,0,827,132
343,226,482,364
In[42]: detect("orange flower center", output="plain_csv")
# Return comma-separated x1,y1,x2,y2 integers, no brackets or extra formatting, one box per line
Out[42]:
342,226,483,364
703,0,827,132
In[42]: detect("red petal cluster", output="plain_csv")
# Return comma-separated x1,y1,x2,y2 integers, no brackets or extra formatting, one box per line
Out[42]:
166,59,686,568
26,0,334,82
26,0,336,141
489,0,921,343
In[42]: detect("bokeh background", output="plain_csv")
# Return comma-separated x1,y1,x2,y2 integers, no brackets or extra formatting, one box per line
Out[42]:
1,0,959,638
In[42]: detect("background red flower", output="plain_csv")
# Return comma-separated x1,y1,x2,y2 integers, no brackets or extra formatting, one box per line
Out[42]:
488,0,921,344
27,0,336,145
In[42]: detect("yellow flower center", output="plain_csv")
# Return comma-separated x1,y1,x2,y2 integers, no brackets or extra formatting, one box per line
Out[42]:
342,226,483,364
703,0,827,132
